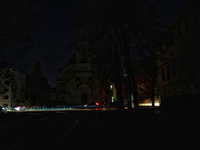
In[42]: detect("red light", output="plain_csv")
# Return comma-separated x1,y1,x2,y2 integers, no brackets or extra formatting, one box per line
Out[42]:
95,102,99,106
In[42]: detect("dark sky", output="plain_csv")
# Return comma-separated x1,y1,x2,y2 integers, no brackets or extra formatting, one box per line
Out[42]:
9,0,190,87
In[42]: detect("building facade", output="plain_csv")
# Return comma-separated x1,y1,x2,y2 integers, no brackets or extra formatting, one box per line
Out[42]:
0,69,26,109
157,0,200,102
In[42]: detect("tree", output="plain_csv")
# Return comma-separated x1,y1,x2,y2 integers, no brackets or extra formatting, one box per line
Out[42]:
0,0,40,67
24,97,33,109
26,61,52,107
0,0,40,94
134,54,158,110
0,68,15,95
73,0,164,110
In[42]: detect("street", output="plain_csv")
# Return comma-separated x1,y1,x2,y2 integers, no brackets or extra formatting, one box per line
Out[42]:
0,109,196,150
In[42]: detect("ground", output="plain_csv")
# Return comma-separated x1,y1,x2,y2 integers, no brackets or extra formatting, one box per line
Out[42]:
0,108,197,150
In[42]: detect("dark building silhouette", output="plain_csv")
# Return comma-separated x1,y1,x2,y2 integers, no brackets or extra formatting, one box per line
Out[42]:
157,0,200,103
56,28,111,105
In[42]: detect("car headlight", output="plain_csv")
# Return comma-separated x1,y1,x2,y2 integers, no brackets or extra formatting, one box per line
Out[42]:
14,107,20,111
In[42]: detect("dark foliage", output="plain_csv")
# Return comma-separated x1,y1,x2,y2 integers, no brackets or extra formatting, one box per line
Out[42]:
26,61,52,106
73,0,164,110
0,0,40,66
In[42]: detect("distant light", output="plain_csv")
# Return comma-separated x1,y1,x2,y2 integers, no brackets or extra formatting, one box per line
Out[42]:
95,102,99,106
139,103,160,106
110,85,112,89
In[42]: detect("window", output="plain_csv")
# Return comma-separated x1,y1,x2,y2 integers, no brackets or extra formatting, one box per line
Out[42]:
167,64,170,79
82,55,87,62
81,67,87,71
170,33,174,44
161,68,165,81
165,35,169,48
160,45,163,53
185,20,189,32
190,84,194,93
3,104,8,107
168,89,171,97
193,10,198,27
177,26,181,37
163,90,165,98
174,87,177,96
181,86,185,95
82,48,86,53
3,95,8,99
172,60,177,76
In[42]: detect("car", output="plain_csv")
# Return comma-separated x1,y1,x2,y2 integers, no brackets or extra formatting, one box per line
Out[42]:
13,105,26,111
0,106,8,113
2,107,7,111
84,102,100,108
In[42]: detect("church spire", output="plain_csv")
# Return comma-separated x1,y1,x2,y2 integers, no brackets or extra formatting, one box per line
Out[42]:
76,28,92,63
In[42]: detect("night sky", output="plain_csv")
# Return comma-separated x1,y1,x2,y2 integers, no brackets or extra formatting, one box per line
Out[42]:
8,0,189,87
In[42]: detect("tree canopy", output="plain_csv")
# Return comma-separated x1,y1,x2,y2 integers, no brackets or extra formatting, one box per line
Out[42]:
0,0,40,97
0,0,40,66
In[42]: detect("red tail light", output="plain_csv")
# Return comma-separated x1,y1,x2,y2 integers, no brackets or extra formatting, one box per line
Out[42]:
95,102,99,106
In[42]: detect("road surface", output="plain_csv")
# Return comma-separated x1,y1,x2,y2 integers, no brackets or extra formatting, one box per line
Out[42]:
0,109,196,149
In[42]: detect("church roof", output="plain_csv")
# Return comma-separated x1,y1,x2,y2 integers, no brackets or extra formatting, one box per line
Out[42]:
76,82,92,90
65,75,76,83
58,53,76,71
69,52,76,64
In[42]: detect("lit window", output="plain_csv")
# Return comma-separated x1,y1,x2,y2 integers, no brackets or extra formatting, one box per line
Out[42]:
112,96,114,102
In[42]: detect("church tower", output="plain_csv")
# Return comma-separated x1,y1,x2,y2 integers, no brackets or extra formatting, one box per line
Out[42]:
56,27,111,106
76,28,92,63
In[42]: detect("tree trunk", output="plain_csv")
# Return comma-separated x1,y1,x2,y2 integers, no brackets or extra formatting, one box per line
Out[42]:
123,56,132,110
151,55,157,110
131,77,139,110
126,76,132,109
151,75,155,110
116,86,124,111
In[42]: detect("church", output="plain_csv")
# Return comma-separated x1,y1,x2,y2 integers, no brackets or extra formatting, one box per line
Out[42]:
56,29,111,106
